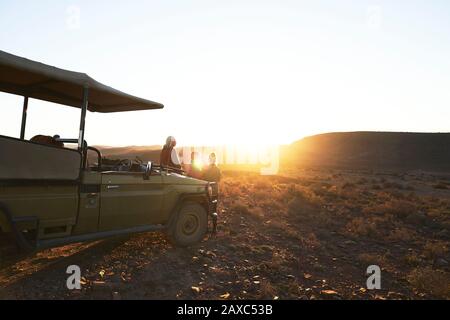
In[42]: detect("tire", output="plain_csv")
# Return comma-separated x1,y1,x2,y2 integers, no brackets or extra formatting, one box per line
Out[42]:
169,203,207,247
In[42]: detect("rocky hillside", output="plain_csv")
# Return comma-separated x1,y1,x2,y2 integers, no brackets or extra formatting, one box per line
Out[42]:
283,132,450,172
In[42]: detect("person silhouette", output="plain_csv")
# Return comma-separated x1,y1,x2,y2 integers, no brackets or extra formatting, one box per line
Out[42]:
202,152,221,182
160,136,181,169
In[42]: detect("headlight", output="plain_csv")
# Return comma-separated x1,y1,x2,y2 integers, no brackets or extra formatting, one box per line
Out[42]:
206,184,213,197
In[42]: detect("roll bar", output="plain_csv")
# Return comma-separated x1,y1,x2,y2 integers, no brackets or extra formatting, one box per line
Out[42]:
55,138,102,171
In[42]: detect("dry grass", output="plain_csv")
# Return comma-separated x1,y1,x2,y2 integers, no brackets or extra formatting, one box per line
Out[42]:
423,241,448,260
220,169,450,299
407,267,450,298
3,159,450,300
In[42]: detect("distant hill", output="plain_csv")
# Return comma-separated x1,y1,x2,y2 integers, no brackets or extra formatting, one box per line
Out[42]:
95,132,450,172
283,132,450,172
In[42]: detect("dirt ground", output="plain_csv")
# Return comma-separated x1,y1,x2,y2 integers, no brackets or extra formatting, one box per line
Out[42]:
1,168,449,300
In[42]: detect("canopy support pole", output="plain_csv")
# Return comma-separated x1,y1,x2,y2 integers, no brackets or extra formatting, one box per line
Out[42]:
20,96,28,140
78,86,88,151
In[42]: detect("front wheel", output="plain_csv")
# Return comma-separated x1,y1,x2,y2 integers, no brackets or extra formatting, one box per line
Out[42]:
168,203,207,247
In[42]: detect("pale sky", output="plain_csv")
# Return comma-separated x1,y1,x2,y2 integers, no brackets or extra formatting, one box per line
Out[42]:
1,0,449,147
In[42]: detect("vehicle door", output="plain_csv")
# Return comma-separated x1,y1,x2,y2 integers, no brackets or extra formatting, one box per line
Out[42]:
99,169,165,231
71,170,102,235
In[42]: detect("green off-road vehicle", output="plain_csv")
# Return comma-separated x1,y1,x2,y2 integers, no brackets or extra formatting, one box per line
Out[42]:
0,51,218,253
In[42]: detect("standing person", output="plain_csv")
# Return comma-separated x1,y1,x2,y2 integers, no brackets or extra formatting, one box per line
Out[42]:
203,153,220,233
202,152,221,182
160,136,181,169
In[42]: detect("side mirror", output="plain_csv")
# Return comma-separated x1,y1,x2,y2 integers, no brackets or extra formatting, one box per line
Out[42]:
144,161,152,180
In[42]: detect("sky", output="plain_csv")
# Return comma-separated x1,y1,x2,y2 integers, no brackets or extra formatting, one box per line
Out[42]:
1,0,449,147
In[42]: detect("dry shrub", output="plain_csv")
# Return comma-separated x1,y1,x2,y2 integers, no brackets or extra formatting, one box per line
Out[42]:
251,187,286,212
328,185,339,194
268,185,286,202
311,184,341,202
264,251,285,271
252,189,272,202
287,193,308,210
262,198,285,212
258,280,277,299
345,217,378,237
220,181,242,198
364,199,417,219
387,227,417,243
407,267,450,298
293,186,324,206
357,178,368,185
250,207,265,218
386,200,417,218
423,241,448,260
230,201,251,215
357,253,387,266
403,252,421,266
427,208,449,220
300,232,321,249
286,182,297,192
337,187,361,200
424,196,444,208
382,181,404,190
389,190,405,199
253,178,272,190
230,200,266,220
285,282,303,298
342,182,355,189
287,197,316,222
285,183,303,200
433,182,448,190
284,228,302,241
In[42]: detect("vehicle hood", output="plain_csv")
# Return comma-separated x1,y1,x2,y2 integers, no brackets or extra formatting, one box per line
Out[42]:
163,172,208,185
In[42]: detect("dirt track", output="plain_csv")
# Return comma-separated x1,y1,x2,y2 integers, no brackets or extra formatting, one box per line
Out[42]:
1,170,449,300
0,222,384,300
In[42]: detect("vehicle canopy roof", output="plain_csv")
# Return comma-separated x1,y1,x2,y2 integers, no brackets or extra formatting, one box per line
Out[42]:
0,50,163,112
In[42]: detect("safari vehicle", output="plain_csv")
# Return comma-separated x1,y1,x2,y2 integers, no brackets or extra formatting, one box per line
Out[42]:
0,50,218,252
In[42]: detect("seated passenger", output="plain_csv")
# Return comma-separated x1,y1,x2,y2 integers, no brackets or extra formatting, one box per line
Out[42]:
52,134,64,148
30,135,64,148
160,136,181,169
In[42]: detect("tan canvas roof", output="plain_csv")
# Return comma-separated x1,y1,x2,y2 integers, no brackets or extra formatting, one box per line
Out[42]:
0,50,163,112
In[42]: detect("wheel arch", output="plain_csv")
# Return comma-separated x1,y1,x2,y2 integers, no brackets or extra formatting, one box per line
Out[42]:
166,193,209,231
